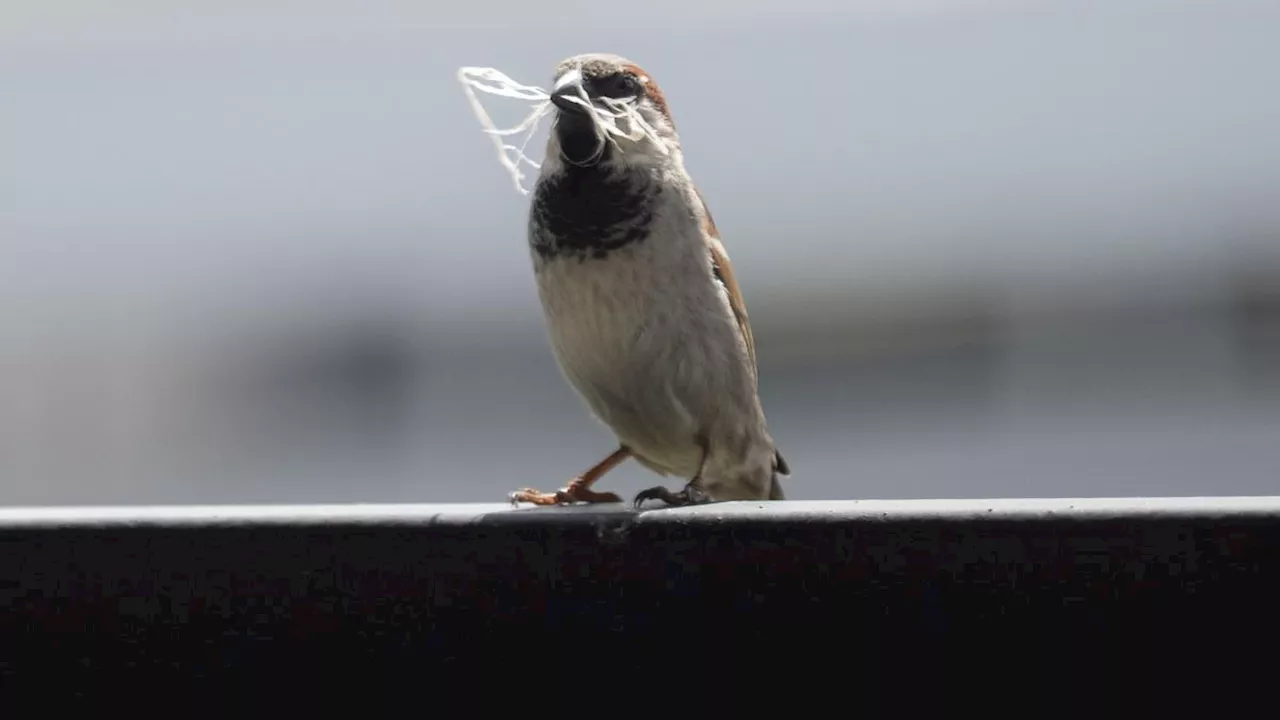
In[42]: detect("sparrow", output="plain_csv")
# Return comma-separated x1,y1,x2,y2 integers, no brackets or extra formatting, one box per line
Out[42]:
508,52,789,509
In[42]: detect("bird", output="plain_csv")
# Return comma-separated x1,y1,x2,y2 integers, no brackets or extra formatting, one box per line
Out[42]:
507,52,789,509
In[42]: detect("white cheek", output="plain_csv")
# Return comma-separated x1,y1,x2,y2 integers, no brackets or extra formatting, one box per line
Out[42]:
621,110,676,158
553,68,582,91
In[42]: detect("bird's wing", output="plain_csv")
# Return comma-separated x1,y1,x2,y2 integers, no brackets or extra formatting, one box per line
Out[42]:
692,186,757,387
696,184,783,476
694,186,789,477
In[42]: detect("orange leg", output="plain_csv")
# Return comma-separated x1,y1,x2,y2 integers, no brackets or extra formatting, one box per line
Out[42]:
509,447,630,506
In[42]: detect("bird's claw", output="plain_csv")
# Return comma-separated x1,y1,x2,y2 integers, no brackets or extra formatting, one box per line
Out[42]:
633,481,708,509
633,486,680,508
509,488,555,506
509,480,621,507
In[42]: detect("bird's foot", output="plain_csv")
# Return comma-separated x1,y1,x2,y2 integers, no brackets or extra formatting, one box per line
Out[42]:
509,477,622,507
633,480,710,509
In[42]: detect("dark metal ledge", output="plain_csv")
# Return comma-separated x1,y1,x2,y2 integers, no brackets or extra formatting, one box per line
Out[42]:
2,497,1279,707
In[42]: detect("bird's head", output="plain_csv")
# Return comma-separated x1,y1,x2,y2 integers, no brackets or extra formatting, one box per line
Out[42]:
544,53,680,171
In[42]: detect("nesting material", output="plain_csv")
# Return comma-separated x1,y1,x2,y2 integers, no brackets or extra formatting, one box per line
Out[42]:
456,65,668,195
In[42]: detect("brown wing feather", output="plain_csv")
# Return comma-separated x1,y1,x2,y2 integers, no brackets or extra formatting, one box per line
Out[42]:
693,186,757,386
709,238,756,384
694,186,790,478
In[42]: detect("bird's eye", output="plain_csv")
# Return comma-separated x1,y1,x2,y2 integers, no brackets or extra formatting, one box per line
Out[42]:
603,73,641,97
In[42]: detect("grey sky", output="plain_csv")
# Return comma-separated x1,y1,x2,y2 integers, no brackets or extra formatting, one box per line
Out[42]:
4,0,1278,337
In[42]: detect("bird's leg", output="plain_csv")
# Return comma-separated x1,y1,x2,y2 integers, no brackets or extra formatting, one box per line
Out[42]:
509,447,630,506
634,440,711,509
633,477,710,509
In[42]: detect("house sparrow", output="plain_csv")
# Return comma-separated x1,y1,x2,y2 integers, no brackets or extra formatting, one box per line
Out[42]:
508,53,789,508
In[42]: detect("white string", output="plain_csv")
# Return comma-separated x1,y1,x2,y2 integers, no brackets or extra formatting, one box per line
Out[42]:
456,67,551,195
456,65,670,196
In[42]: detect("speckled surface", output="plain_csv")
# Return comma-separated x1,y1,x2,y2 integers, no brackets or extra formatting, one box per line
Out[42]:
2,497,1277,705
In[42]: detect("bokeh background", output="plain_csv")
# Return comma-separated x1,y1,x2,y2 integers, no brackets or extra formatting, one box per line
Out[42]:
3,0,1279,506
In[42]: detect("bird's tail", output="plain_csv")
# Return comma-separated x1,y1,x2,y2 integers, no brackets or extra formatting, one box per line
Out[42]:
769,449,790,500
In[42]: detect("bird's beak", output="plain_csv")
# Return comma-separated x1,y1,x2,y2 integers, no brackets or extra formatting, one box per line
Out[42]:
550,69,590,114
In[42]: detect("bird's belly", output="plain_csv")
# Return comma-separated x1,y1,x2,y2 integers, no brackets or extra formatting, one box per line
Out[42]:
535,256,732,477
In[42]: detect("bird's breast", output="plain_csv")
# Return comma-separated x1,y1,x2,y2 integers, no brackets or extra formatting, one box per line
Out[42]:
527,167,758,469
534,238,697,380
533,239,719,474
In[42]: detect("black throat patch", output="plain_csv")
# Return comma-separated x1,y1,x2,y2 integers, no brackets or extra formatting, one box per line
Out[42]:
529,165,661,263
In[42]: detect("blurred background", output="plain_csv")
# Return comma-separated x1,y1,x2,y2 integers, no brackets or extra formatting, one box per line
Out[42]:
3,0,1279,506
